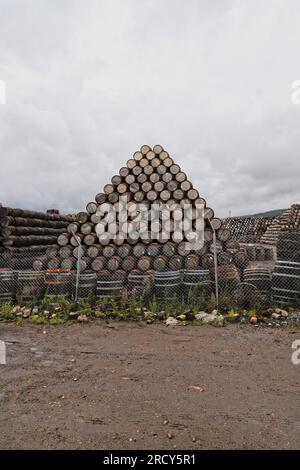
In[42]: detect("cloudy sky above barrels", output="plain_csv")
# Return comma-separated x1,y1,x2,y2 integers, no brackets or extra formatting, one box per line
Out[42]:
0,0,300,217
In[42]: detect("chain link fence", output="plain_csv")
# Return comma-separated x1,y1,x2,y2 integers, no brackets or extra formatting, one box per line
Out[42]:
1,230,300,319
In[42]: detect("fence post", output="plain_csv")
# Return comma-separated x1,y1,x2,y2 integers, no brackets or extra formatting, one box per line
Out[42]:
71,230,82,302
208,219,219,311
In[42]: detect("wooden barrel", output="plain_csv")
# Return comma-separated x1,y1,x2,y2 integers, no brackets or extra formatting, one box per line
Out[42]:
209,240,223,254
137,256,152,272
149,173,160,183
44,269,72,300
217,264,240,293
272,260,300,304
73,246,85,259
106,256,121,272
61,257,75,270
204,208,214,220
159,150,169,161
16,271,44,304
175,171,186,182
32,256,47,271
162,242,176,257
173,189,184,201
121,256,136,272
118,244,131,258
277,231,300,263
243,267,272,298
59,246,72,259
153,144,164,155
147,190,157,201
132,164,142,176
144,165,154,176
151,157,160,168
76,211,89,224
133,151,143,161
204,229,213,242
125,174,135,184
133,243,146,257
183,269,210,286
57,233,70,246
119,167,130,177
162,173,173,185
146,150,155,160
217,251,232,265
170,164,181,175
226,240,240,254
80,257,90,272
47,257,60,269
183,269,211,299
154,271,182,302
103,245,115,258
233,251,249,269
46,246,59,259
177,242,189,256
81,222,93,235
201,253,214,269
185,254,200,270
157,164,167,176
0,269,15,303
95,193,107,204
86,202,97,214
146,243,160,257
87,245,99,259
91,257,105,272
168,256,183,271
127,270,153,295
153,256,167,272
70,234,84,247
76,272,97,302
96,271,124,299
208,217,221,230
217,228,231,242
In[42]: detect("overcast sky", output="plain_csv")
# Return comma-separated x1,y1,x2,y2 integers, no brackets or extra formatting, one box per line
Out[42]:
0,0,299,217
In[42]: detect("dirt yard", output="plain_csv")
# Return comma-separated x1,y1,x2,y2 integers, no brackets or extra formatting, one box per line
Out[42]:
1,321,300,450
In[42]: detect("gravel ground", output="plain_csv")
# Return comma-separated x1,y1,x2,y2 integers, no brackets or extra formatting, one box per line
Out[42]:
1,321,300,450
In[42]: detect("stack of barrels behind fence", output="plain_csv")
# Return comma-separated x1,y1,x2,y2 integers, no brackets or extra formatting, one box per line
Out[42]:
222,216,275,243
0,206,73,270
237,244,274,264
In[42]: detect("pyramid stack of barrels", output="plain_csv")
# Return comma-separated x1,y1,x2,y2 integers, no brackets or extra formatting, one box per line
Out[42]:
0,206,74,270
45,145,240,276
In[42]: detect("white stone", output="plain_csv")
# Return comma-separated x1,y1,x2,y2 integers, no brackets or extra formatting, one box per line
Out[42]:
165,317,179,326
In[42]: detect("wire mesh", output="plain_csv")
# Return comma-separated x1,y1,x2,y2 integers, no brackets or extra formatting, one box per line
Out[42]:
0,229,300,313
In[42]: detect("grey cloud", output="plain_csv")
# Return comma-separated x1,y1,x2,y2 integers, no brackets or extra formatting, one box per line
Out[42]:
0,0,299,218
